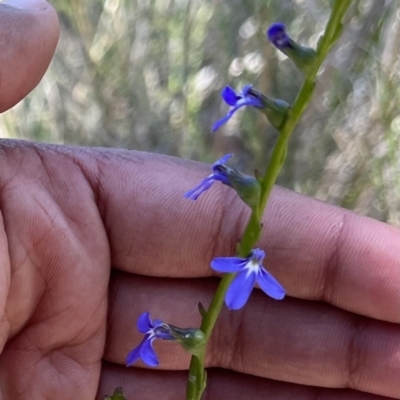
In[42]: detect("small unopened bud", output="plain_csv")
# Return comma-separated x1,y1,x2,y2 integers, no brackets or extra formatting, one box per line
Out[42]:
103,387,127,400
267,23,316,74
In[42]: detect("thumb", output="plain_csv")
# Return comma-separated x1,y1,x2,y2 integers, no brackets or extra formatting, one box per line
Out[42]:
0,0,59,112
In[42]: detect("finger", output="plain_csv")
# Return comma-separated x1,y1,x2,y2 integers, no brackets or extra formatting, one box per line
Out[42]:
1,142,399,325
97,363,396,400
0,0,59,112
104,271,400,399
74,147,400,323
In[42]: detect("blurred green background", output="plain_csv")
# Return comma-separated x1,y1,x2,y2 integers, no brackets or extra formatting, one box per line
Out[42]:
1,0,399,226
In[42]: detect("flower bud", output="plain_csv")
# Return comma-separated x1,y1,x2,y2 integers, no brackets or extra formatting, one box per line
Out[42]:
103,387,126,400
267,22,316,74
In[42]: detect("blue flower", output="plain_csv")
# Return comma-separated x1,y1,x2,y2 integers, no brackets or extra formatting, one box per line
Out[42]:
184,154,233,200
126,312,174,367
211,85,264,132
211,248,285,310
267,22,290,49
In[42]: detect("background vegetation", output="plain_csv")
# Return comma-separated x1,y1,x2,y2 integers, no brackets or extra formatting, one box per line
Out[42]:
1,0,399,226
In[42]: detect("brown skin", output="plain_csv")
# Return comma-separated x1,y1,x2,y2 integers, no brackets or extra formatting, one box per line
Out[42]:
0,2,399,399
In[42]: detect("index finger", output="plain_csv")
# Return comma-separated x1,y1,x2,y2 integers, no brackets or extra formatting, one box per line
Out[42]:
3,143,397,324
73,148,400,324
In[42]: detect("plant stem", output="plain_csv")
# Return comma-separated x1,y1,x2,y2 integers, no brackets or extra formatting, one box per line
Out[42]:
186,1,352,399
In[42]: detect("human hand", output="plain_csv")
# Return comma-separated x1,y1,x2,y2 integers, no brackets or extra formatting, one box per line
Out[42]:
0,2,399,399
0,142,398,400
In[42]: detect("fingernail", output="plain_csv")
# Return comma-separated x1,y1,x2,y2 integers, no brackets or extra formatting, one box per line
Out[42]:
0,0,47,11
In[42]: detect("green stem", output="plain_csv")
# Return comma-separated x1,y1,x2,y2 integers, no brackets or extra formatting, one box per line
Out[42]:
186,1,352,399
259,0,352,209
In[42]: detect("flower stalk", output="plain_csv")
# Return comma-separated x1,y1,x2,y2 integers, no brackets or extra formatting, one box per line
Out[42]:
185,1,352,399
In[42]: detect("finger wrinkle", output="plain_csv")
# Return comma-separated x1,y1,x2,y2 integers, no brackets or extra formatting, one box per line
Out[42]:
347,318,400,398
209,187,246,262
346,313,366,391
0,149,20,195
32,146,58,195
71,150,144,271
321,212,347,304
66,151,114,257
229,306,250,372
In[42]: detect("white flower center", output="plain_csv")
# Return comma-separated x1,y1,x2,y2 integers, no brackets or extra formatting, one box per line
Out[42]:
148,329,156,340
244,259,260,278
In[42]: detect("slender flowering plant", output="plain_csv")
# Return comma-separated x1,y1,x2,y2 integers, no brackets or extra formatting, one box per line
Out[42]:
116,2,353,399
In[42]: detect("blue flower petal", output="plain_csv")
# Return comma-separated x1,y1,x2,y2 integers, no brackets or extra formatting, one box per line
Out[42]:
126,336,147,366
213,153,233,166
211,257,247,273
225,269,256,310
137,312,153,333
140,337,159,367
211,113,233,132
235,96,264,109
222,86,239,106
230,97,263,116
241,84,253,96
257,268,285,300
184,176,215,200
212,168,231,186
267,22,286,38
152,321,175,341
212,85,264,132
267,22,289,48
212,99,259,132
155,330,175,341
153,319,163,327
